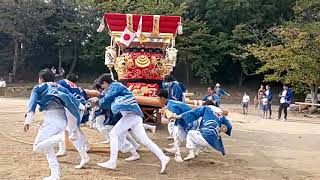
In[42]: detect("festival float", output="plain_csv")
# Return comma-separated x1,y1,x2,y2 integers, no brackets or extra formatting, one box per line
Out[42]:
98,13,182,123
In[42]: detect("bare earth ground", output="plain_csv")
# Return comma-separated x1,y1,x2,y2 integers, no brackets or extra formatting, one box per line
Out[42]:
0,98,320,180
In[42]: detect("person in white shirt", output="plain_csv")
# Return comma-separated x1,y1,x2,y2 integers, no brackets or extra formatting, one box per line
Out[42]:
261,94,269,119
0,78,6,87
0,78,6,97
277,85,293,121
241,92,250,115
265,85,273,118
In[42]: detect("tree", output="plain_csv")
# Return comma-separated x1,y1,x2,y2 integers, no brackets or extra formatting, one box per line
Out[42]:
0,0,53,81
248,27,320,112
248,0,320,112
176,20,221,84
47,0,98,78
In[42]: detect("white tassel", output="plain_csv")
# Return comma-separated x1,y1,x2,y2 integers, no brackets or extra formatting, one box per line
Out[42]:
177,22,183,35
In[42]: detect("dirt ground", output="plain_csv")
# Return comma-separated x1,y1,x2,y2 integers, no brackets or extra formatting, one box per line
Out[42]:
0,98,320,180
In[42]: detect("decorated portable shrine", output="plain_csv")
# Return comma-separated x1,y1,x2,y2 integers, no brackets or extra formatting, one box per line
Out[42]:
102,13,182,99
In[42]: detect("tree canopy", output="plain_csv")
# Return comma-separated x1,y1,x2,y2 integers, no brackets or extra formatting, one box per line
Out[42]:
1,0,318,101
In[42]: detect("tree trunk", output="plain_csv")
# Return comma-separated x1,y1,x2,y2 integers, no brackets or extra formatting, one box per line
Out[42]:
58,47,63,74
310,84,319,113
12,37,20,82
185,62,190,85
238,70,245,88
67,40,78,79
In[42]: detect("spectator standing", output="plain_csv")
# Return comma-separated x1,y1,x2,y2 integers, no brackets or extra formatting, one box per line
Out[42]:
0,78,6,96
261,94,269,119
277,85,293,121
257,84,265,109
265,85,273,118
241,92,250,115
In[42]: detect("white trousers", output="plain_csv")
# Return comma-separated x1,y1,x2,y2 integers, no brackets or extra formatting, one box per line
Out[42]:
167,121,175,137
186,130,211,150
58,109,89,160
109,111,166,164
33,109,67,177
172,125,186,156
96,116,140,151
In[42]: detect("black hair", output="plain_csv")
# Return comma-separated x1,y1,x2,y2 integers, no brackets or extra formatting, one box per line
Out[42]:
202,100,218,107
164,74,176,82
54,74,64,82
67,74,79,83
92,79,102,90
208,85,215,90
157,89,169,99
38,68,55,82
97,73,114,85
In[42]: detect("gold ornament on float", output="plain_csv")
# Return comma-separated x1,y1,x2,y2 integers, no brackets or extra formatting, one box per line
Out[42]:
135,55,151,68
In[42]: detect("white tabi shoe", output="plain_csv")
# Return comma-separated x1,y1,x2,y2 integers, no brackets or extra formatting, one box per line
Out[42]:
174,155,184,163
164,147,177,154
159,156,170,174
125,154,140,161
75,157,90,169
184,150,196,161
55,150,67,157
97,160,116,170
43,175,60,180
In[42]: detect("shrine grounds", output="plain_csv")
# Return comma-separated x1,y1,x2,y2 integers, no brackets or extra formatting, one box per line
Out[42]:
0,98,320,180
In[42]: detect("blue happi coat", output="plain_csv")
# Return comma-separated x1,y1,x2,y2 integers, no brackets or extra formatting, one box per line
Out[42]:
166,100,198,132
27,82,83,126
163,81,183,102
93,106,122,126
215,88,229,98
202,93,221,106
99,82,143,117
56,79,90,123
56,79,88,105
179,106,232,155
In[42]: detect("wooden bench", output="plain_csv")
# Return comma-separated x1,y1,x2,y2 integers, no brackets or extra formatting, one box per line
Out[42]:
295,102,320,112
184,92,194,101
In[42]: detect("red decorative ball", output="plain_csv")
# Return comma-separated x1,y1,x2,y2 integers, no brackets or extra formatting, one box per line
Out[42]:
123,34,131,40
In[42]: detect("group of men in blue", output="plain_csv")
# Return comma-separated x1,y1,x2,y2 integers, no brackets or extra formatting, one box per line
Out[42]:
157,83,232,162
23,69,232,180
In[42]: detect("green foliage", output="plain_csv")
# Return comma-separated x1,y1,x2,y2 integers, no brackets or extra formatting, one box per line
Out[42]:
98,0,187,16
248,27,320,90
0,0,301,85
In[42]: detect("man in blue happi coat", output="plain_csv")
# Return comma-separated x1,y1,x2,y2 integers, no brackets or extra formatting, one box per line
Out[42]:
202,85,221,107
169,105,232,161
162,74,184,102
96,73,170,174
157,89,200,162
53,75,90,169
24,68,85,179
